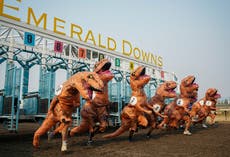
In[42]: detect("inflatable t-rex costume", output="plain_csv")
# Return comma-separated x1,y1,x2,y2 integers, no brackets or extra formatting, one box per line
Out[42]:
103,66,152,140
163,75,199,135
69,59,114,144
190,88,221,127
92,59,114,133
146,81,177,137
33,71,104,151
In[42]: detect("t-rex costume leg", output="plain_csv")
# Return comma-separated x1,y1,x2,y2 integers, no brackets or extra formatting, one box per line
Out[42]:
70,59,114,144
163,75,199,135
33,71,104,151
146,81,177,138
103,66,152,141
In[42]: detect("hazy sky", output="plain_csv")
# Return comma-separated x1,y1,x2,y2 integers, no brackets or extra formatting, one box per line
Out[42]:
0,0,230,98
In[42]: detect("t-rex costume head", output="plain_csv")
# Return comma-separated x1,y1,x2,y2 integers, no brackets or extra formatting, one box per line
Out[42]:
94,59,114,82
205,88,221,101
73,71,104,100
58,71,104,107
156,81,177,98
180,75,199,99
130,66,151,90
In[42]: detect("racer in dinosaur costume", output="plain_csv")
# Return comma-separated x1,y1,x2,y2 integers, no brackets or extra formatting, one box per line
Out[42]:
190,88,221,127
163,75,199,135
69,59,114,144
146,81,177,138
32,71,104,151
93,59,114,133
103,66,152,140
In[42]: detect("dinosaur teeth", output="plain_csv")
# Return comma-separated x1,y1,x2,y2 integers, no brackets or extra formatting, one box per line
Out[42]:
92,91,96,100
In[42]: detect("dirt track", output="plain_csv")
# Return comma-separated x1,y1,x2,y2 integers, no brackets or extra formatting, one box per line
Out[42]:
0,122,230,157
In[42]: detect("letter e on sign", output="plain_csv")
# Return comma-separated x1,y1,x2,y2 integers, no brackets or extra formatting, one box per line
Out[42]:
24,32,35,46
54,41,63,53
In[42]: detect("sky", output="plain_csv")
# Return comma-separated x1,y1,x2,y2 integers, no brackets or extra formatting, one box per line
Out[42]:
0,0,230,98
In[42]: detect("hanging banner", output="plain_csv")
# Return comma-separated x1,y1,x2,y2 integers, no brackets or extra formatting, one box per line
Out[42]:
174,74,178,81
130,62,134,71
152,69,155,75
92,51,98,59
54,40,63,53
86,49,91,59
115,58,120,67
161,71,164,79
99,53,104,61
78,47,86,58
24,32,35,46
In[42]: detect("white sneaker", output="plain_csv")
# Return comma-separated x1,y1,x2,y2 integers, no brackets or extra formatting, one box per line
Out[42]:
183,130,192,135
202,123,208,128
61,141,67,152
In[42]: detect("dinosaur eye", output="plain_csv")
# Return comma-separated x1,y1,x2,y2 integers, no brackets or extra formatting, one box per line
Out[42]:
131,72,136,76
88,74,94,79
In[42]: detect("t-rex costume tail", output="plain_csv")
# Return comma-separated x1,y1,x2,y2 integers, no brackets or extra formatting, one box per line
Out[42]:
32,71,104,151
163,75,199,135
70,59,114,144
103,66,152,140
190,88,221,127
146,81,177,137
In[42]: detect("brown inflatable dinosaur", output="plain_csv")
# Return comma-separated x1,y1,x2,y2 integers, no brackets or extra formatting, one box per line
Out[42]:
190,88,221,127
146,81,177,137
163,75,199,135
103,66,152,140
69,59,114,144
33,71,104,151
93,59,114,133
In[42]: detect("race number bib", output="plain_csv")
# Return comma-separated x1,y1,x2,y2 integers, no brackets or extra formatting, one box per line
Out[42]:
55,84,63,95
199,100,204,106
153,104,161,113
206,101,212,106
176,99,183,106
129,96,137,106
